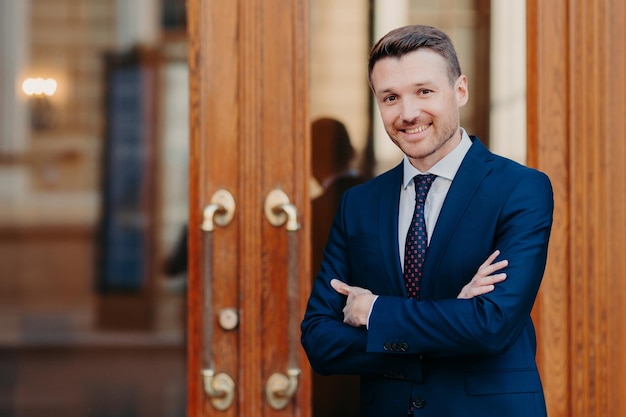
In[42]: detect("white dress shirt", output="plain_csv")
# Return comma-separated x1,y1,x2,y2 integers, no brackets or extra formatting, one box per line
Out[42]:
398,129,472,269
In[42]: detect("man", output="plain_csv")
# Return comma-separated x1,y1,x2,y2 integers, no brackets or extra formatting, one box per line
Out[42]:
301,25,553,417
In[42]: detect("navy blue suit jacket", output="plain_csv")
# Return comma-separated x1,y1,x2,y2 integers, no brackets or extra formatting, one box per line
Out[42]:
301,137,553,417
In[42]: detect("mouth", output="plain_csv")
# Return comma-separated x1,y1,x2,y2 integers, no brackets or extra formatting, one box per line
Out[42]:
404,123,431,134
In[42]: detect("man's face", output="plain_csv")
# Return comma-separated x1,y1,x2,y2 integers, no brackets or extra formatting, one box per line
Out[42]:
370,48,468,172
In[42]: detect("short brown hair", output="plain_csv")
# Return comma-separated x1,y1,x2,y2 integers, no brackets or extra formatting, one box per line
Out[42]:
368,25,462,86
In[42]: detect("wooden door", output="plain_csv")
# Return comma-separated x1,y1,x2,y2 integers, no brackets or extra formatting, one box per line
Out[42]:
528,1,626,416
186,0,311,416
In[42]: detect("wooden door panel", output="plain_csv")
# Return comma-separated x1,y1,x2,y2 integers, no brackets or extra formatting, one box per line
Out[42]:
255,4,310,415
528,1,626,416
187,0,241,416
187,0,310,416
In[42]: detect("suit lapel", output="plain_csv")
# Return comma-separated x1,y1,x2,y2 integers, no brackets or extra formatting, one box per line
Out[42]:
377,163,406,296
420,138,494,298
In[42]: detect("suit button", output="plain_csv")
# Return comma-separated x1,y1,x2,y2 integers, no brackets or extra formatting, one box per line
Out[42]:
383,342,391,351
412,398,425,409
401,342,409,352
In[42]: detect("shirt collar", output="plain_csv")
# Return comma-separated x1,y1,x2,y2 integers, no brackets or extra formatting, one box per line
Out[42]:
402,128,473,189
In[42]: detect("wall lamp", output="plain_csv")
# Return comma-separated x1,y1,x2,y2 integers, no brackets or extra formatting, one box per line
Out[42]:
22,77,58,130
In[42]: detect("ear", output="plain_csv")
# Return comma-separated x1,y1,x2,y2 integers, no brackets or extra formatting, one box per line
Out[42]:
455,74,469,107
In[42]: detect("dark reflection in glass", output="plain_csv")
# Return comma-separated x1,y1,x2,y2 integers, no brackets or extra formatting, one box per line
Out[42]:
310,117,365,417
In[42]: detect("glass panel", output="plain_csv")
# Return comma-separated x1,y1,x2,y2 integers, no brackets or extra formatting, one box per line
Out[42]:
309,2,370,415
307,0,526,415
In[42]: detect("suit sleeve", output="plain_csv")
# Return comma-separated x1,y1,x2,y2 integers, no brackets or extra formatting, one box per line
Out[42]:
367,170,553,356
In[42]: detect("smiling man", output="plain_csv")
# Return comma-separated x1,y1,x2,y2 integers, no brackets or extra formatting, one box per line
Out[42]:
301,25,553,417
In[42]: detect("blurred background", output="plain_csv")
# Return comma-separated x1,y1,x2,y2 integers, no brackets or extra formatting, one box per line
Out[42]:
0,0,525,416
1,1,188,416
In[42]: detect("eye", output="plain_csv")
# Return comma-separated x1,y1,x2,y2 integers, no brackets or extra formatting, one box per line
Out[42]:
383,95,398,104
418,89,434,96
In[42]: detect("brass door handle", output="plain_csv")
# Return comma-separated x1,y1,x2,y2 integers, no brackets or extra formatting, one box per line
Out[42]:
265,368,301,410
264,188,301,409
202,369,236,410
264,189,300,231
202,189,236,232
200,189,237,410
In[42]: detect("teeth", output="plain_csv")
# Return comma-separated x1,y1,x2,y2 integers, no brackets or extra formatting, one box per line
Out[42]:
405,125,429,134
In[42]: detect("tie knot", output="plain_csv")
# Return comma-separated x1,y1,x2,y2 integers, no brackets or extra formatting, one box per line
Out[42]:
414,174,437,203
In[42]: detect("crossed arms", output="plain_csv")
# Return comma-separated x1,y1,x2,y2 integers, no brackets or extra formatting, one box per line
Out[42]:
332,250,508,328
301,168,553,376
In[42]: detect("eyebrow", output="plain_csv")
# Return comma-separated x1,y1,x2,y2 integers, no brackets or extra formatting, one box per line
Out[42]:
375,81,436,95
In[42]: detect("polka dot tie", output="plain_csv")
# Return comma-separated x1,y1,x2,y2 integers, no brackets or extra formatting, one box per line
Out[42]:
404,174,437,299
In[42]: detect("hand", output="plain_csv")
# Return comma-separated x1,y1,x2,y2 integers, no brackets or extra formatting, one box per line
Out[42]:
457,250,508,299
330,279,377,327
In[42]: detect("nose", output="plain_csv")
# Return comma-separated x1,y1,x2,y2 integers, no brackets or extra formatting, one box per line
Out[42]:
400,97,421,123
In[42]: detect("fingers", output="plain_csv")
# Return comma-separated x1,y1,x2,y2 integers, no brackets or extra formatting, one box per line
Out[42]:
462,272,507,297
330,278,350,295
467,284,495,297
481,272,507,285
457,250,509,299
478,259,509,277
330,279,375,327
476,250,508,278
331,279,373,297
479,250,501,269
